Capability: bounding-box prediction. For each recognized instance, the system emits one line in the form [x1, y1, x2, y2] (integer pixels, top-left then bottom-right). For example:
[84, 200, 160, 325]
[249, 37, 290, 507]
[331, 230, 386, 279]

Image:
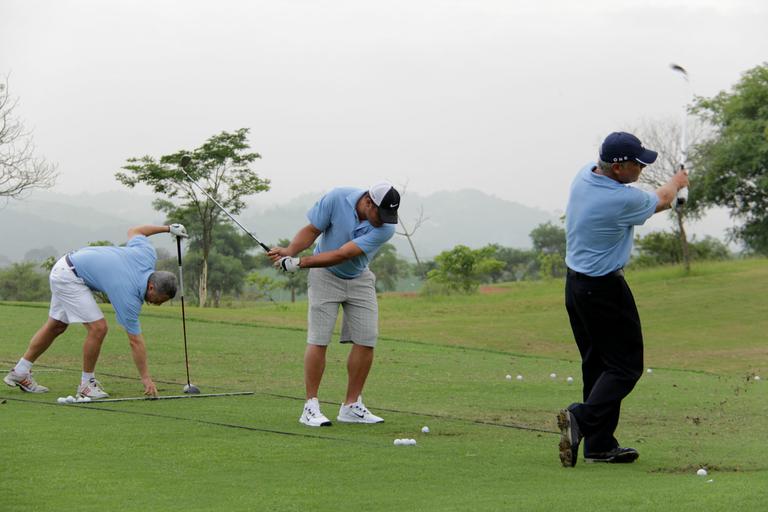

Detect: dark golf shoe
[584, 447, 639, 464]
[557, 409, 582, 467]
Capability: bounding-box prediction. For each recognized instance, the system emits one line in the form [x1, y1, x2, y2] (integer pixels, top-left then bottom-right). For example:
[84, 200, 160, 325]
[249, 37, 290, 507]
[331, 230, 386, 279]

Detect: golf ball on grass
[505, 374, 512, 381]
[566, 376, 574, 384]
[697, 468, 708, 477]
[754, 375, 761, 381]
[549, 373, 557, 379]
[57, 397, 66, 404]
[65, 396, 76, 404]
[646, 368, 653, 374]
[421, 426, 430, 434]
[516, 375, 523, 381]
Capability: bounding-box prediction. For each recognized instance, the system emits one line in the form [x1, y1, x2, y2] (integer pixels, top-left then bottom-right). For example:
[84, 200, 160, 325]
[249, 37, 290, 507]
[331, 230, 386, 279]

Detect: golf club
[176, 235, 200, 394]
[65, 391, 253, 403]
[670, 63, 692, 207]
[178, 155, 271, 252]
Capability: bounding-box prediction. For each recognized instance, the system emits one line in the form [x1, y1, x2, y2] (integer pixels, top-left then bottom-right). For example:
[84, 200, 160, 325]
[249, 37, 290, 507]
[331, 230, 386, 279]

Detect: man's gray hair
[148, 271, 178, 299]
[597, 159, 613, 172]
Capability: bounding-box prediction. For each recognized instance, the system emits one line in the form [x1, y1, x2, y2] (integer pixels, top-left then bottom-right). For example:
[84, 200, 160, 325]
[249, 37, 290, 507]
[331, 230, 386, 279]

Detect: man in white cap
[268, 182, 400, 427]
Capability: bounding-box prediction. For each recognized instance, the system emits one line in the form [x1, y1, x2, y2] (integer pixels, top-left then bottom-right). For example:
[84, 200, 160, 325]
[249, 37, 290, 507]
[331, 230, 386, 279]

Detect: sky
[2, 0, 767, 224]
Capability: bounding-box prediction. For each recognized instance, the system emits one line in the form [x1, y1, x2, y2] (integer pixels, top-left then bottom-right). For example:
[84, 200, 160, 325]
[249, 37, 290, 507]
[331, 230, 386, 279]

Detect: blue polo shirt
[565, 163, 658, 276]
[307, 188, 395, 279]
[68, 236, 157, 334]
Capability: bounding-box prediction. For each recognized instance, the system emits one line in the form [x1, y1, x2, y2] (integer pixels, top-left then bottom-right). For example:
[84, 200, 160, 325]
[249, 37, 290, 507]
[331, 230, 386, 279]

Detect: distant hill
[236, 189, 556, 260]
[0, 188, 556, 265]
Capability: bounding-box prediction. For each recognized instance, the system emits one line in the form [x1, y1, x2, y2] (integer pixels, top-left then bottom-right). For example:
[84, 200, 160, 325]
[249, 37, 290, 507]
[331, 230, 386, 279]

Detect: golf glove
[278, 256, 301, 273]
[169, 223, 189, 238]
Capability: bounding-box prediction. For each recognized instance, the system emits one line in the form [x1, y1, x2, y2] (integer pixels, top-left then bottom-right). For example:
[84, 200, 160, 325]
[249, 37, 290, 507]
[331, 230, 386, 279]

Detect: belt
[64, 254, 79, 278]
[567, 267, 624, 279]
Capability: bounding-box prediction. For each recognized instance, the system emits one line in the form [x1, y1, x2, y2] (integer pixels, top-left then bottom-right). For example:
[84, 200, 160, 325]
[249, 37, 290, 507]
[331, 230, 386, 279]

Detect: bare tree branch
[0, 77, 58, 199]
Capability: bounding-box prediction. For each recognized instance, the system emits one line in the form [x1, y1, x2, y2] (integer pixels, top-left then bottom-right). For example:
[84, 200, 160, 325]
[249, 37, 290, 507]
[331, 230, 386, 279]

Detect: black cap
[600, 132, 658, 165]
[368, 181, 400, 224]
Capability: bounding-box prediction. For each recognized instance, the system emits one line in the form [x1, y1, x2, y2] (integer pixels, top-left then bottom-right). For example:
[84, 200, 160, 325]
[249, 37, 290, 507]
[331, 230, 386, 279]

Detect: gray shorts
[307, 267, 379, 347]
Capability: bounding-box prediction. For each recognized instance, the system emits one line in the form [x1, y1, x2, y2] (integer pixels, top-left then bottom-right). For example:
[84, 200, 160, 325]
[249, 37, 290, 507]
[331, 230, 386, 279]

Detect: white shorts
[48, 256, 104, 325]
[307, 268, 379, 347]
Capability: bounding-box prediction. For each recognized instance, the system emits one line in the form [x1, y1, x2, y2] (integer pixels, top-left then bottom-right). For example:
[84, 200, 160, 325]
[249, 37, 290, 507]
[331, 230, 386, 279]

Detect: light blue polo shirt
[68, 236, 157, 334]
[307, 187, 395, 279]
[565, 162, 658, 276]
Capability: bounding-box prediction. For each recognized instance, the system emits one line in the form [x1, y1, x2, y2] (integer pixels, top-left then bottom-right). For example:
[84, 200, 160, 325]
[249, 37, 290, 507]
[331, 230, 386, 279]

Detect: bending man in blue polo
[4, 224, 187, 399]
[269, 181, 400, 427]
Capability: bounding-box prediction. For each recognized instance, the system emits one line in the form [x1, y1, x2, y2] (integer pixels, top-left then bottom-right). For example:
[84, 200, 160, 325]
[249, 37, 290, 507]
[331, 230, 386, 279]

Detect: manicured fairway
[1, 260, 766, 511]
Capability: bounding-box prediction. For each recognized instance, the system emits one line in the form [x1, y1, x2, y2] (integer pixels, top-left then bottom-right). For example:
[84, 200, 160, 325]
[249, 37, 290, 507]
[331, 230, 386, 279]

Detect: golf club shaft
[670, 63, 691, 208]
[177, 163, 270, 252]
[69, 391, 255, 403]
[176, 236, 192, 387]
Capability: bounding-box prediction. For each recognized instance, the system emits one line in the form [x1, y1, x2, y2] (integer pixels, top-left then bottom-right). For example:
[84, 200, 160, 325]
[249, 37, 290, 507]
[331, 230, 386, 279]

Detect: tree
[632, 118, 708, 271]
[425, 245, 504, 294]
[529, 221, 567, 278]
[116, 128, 269, 306]
[369, 243, 410, 292]
[632, 231, 731, 267]
[485, 244, 538, 282]
[692, 63, 768, 254]
[157, 214, 260, 307]
[0, 262, 49, 301]
[0, 77, 57, 198]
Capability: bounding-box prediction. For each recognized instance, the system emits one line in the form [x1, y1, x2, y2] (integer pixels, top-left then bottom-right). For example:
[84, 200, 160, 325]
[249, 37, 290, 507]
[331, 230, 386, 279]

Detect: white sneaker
[3, 369, 49, 393]
[337, 398, 384, 424]
[76, 378, 109, 399]
[299, 398, 332, 427]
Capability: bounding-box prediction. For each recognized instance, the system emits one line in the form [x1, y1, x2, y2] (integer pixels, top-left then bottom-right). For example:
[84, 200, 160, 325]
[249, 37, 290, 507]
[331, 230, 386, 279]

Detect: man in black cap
[557, 132, 688, 467]
[268, 181, 400, 427]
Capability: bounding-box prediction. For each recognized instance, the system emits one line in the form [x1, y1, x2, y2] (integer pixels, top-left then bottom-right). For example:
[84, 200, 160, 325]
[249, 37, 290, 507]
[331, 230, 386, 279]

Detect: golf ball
[65, 395, 76, 403]
[549, 373, 557, 379]
[516, 375, 523, 381]
[646, 368, 653, 374]
[566, 376, 574, 384]
[754, 375, 761, 381]
[394, 439, 404, 446]
[407, 439, 417, 446]
[421, 426, 430, 434]
[697, 468, 707, 477]
[57, 397, 66, 404]
[505, 374, 512, 381]
[81, 396, 91, 402]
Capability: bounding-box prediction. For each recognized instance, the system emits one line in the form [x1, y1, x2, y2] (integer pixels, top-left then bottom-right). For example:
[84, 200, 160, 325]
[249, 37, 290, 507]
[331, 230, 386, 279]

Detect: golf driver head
[183, 383, 201, 394]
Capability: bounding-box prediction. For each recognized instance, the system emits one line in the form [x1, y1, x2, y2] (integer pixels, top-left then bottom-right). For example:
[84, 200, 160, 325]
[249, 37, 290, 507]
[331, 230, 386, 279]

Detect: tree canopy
[693, 63, 768, 254]
[116, 128, 269, 305]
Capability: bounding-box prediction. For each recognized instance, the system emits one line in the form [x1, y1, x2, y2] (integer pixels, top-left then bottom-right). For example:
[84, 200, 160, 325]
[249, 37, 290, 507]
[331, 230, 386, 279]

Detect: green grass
[1, 259, 767, 511]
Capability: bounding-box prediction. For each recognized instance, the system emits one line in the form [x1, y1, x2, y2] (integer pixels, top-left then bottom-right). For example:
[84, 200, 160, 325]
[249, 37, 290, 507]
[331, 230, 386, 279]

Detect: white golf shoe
[3, 369, 49, 393]
[337, 398, 384, 424]
[76, 378, 109, 399]
[299, 398, 332, 427]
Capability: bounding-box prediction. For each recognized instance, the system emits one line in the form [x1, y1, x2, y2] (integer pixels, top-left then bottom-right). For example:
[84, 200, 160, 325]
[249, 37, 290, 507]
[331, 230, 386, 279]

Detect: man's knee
[48, 319, 69, 336]
[86, 320, 109, 340]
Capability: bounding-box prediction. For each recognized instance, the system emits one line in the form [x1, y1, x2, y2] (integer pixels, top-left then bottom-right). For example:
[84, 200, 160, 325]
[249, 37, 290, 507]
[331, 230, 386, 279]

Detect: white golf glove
[278, 256, 301, 273]
[169, 223, 188, 238]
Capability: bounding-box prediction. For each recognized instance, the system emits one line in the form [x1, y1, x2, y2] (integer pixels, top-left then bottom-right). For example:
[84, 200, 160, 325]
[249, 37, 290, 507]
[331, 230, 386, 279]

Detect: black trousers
[565, 270, 644, 454]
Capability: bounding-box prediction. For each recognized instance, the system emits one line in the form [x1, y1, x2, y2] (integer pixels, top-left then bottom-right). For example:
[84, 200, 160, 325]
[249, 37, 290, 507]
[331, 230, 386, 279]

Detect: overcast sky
[2, 0, 766, 220]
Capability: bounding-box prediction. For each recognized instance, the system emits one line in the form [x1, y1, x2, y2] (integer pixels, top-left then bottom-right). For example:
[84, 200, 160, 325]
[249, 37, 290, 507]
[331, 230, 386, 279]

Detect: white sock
[81, 372, 95, 384]
[15, 358, 33, 375]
